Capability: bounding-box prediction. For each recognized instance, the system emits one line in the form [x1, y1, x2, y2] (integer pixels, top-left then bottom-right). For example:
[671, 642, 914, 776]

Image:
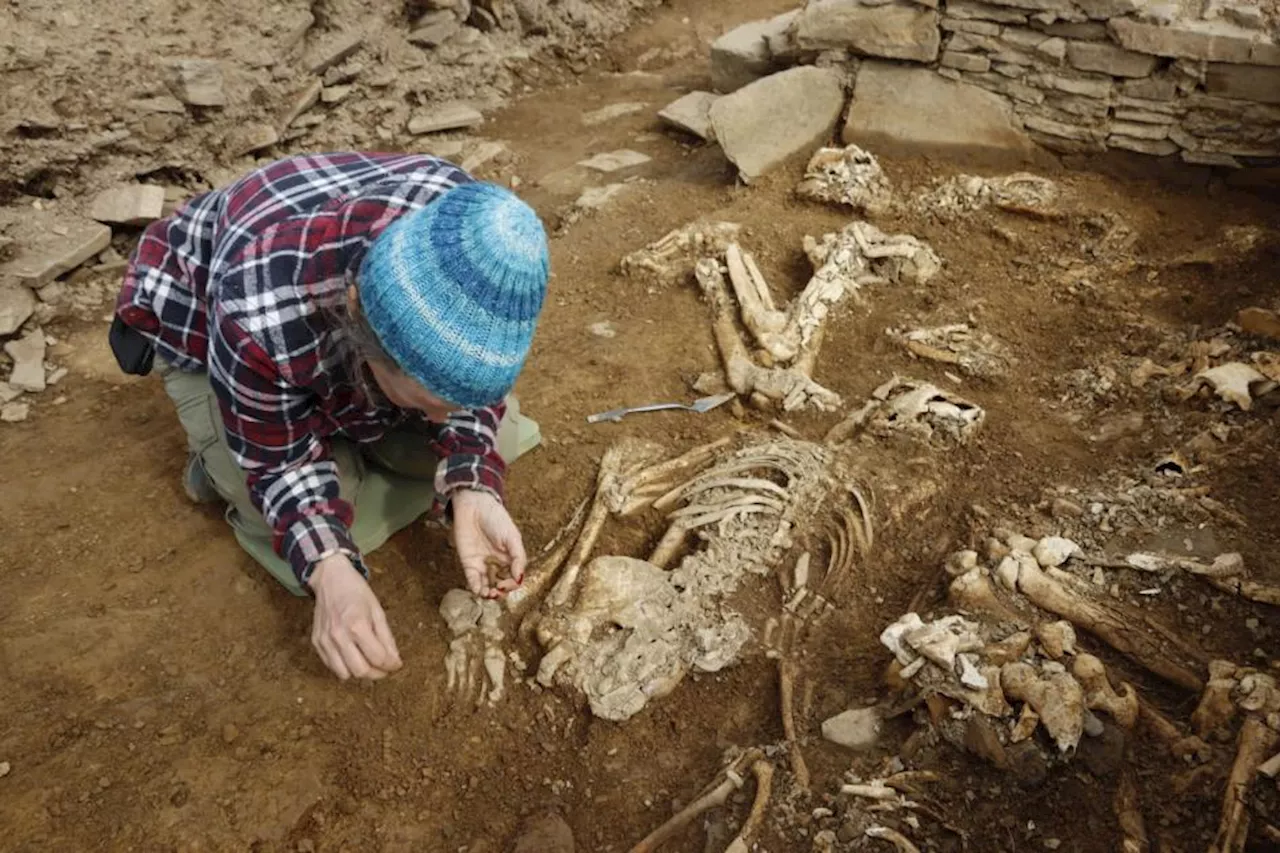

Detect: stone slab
[4, 330, 46, 393]
[0, 282, 35, 337]
[1206, 64, 1280, 104]
[305, 30, 364, 74]
[88, 185, 165, 226]
[407, 103, 484, 134]
[168, 59, 225, 107]
[709, 11, 798, 94]
[711, 66, 846, 182]
[658, 91, 719, 141]
[795, 0, 940, 63]
[844, 62, 1034, 156]
[1110, 18, 1280, 67]
[578, 150, 652, 172]
[1067, 39, 1159, 77]
[0, 213, 112, 287]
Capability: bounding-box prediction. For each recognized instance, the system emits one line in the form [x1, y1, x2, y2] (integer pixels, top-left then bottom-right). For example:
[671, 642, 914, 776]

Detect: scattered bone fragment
[619, 220, 742, 288]
[1001, 661, 1086, 753]
[887, 323, 1011, 378]
[1073, 654, 1139, 729]
[854, 377, 985, 446]
[1116, 769, 1151, 853]
[1032, 536, 1081, 569]
[627, 749, 763, 853]
[1182, 362, 1272, 411]
[913, 173, 1060, 218]
[1036, 621, 1077, 659]
[821, 706, 882, 751]
[1213, 715, 1279, 853]
[865, 826, 923, 853]
[795, 145, 893, 215]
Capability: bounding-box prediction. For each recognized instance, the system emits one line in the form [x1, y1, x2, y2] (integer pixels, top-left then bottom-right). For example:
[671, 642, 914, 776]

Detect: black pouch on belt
[108, 315, 156, 376]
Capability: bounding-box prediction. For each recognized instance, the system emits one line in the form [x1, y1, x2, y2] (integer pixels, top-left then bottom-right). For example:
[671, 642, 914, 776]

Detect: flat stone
[305, 30, 364, 74]
[1182, 149, 1242, 168]
[407, 103, 484, 134]
[88, 184, 165, 226]
[658, 91, 719, 141]
[461, 141, 508, 172]
[1110, 18, 1280, 67]
[0, 283, 35, 337]
[168, 59, 225, 107]
[977, 0, 1075, 10]
[0, 381, 20, 403]
[942, 17, 1002, 35]
[1110, 119, 1170, 140]
[1121, 76, 1178, 101]
[128, 95, 187, 115]
[1032, 72, 1114, 100]
[5, 330, 46, 393]
[409, 13, 462, 47]
[1037, 37, 1067, 61]
[1067, 40, 1159, 77]
[1109, 135, 1179, 155]
[844, 61, 1033, 156]
[947, 0, 1028, 23]
[1033, 21, 1109, 40]
[1206, 64, 1280, 105]
[577, 149, 651, 172]
[581, 102, 647, 127]
[1115, 107, 1178, 123]
[1239, 307, 1280, 339]
[321, 85, 354, 104]
[1074, 0, 1142, 16]
[821, 706, 882, 750]
[1, 402, 29, 423]
[709, 11, 798, 94]
[279, 77, 323, 129]
[795, 0, 940, 63]
[227, 123, 280, 158]
[0, 213, 112, 287]
[949, 31, 1001, 52]
[941, 51, 992, 73]
[711, 66, 846, 182]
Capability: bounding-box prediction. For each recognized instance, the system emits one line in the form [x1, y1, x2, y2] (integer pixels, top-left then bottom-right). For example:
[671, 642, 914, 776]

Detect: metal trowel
[586, 392, 736, 424]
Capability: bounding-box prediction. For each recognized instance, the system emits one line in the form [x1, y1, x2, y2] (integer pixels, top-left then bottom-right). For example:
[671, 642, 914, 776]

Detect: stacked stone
[930, 0, 1280, 165]
[707, 0, 1280, 169]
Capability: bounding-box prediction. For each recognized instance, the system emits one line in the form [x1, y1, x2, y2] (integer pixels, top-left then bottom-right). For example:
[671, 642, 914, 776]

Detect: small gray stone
[0, 216, 112, 287]
[589, 321, 617, 338]
[279, 77, 323, 129]
[712, 66, 846, 183]
[658, 91, 719, 141]
[0, 761, 10, 777]
[0, 283, 35, 336]
[1, 402, 29, 423]
[407, 103, 484, 135]
[577, 150, 651, 173]
[581, 102, 647, 127]
[822, 706, 882, 750]
[409, 13, 462, 47]
[227, 122, 280, 158]
[168, 59, 225, 107]
[5, 330, 46, 393]
[305, 30, 364, 74]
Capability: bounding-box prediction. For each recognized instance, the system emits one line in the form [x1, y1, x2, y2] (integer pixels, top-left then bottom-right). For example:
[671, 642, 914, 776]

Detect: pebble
[0, 761, 10, 778]
[1051, 497, 1084, 518]
[222, 723, 240, 744]
[0, 403, 27, 423]
[408, 103, 484, 135]
[1032, 536, 1080, 568]
[1246, 618, 1260, 630]
[4, 330, 46, 392]
[577, 149, 651, 173]
[589, 321, 617, 339]
[1044, 840, 1062, 850]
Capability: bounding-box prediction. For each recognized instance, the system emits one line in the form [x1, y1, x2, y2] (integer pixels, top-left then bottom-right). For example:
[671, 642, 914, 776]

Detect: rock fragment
[577, 150, 651, 173]
[0, 283, 35, 337]
[794, 0, 941, 63]
[710, 66, 846, 182]
[580, 102, 647, 127]
[709, 11, 798, 93]
[168, 59, 225, 107]
[0, 403, 28, 423]
[5, 330, 47, 393]
[657, 91, 719, 141]
[305, 30, 364, 75]
[822, 706, 883, 750]
[0, 215, 112, 288]
[407, 103, 484, 135]
[89, 185, 165, 226]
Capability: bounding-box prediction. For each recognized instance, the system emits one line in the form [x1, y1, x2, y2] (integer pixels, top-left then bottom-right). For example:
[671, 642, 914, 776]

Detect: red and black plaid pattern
[117, 153, 509, 586]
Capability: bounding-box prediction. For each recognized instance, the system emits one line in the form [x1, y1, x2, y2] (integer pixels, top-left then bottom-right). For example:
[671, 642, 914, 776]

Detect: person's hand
[307, 553, 403, 680]
[451, 489, 527, 599]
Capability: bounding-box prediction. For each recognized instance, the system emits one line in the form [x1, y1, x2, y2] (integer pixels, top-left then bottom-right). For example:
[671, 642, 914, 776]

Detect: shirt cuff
[431, 452, 506, 519]
[282, 514, 367, 589]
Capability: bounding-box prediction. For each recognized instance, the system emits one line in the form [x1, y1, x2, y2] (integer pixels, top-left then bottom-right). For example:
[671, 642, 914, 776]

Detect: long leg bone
[726, 243, 791, 360]
[779, 658, 811, 790]
[1211, 716, 1280, 853]
[1014, 559, 1206, 691]
[1116, 768, 1151, 853]
[694, 259, 842, 412]
[628, 749, 763, 853]
[866, 826, 923, 853]
[724, 760, 775, 853]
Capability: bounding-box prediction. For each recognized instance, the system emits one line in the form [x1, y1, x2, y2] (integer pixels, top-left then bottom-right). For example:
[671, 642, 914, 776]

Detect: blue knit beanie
[358, 182, 550, 409]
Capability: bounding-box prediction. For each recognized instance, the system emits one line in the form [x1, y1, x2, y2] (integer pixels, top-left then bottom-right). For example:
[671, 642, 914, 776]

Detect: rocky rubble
[671, 0, 1280, 175]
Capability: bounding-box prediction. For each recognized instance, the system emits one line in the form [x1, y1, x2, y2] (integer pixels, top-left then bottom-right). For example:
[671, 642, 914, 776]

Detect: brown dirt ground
[3, 1, 1280, 852]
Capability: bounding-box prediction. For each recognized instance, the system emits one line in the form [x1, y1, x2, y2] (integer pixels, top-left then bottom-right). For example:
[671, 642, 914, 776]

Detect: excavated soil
[2, 1, 1280, 851]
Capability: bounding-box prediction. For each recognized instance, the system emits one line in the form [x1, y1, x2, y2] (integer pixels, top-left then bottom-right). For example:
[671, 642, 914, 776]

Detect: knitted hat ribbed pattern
[358, 182, 549, 409]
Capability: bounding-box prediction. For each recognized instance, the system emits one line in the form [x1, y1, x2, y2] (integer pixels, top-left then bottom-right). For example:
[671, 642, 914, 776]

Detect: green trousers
[157, 359, 540, 596]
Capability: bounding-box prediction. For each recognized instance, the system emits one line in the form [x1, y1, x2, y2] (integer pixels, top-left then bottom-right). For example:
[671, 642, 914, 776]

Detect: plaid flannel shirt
[116, 152, 509, 587]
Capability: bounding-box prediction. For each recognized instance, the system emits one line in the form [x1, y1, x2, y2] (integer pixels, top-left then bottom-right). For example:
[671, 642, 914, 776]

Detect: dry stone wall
[714, 0, 1280, 167]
